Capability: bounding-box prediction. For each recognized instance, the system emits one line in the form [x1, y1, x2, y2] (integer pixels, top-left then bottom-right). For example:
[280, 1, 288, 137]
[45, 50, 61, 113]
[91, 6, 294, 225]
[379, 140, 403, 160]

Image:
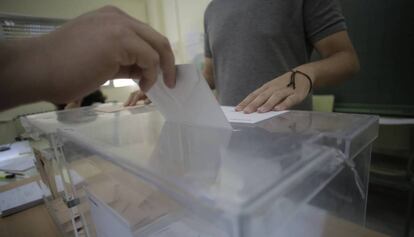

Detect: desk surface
[0, 176, 61, 237]
[0, 176, 388, 237]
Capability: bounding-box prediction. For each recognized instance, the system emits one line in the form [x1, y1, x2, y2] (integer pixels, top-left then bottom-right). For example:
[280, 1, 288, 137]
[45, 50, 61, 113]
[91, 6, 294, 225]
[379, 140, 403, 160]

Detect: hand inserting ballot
[0, 6, 176, 111]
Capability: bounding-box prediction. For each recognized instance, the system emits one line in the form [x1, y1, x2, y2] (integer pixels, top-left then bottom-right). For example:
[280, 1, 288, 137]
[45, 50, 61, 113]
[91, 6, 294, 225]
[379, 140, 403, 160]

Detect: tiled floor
[366, 184, 413, 237]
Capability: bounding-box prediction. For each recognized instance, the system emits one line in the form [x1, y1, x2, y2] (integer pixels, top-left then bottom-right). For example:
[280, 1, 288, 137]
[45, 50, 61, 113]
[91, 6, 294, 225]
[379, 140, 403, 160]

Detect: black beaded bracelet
[286, 70, 313, 95]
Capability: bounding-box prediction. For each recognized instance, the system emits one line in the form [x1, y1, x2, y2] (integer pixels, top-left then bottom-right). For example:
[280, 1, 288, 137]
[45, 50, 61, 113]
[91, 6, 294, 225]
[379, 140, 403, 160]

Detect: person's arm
[296, 31, 359, 88]
[236, 31, 359, 113]
[0, 39, 45, 110]
[203, 57, 215, 89]
[203, 7, 215, 90]
[0, 6, 176, 111]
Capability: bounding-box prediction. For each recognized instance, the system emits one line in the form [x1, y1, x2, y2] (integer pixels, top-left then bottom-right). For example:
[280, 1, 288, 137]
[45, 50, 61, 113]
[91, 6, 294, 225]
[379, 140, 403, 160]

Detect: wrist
[288, 70, 313, 95]
[293, 65, 317, 84]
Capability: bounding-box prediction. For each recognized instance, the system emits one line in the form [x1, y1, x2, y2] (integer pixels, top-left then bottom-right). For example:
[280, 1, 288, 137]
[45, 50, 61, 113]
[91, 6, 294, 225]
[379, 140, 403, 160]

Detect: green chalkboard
[314, 0, 414, 116]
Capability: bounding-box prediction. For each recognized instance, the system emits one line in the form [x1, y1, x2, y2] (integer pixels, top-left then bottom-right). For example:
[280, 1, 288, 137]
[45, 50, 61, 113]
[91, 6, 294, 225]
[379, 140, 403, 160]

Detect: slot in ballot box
[52, 108, 378, 237]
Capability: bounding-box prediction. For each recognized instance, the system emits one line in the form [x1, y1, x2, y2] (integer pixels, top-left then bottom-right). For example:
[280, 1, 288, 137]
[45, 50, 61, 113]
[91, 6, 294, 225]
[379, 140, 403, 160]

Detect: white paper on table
[221, 106, 288, 124]
[0, 182, 43, 216]
[0, 141, 34, 163]
[145, 64, 231, 130]
[0, 157, 34, 173]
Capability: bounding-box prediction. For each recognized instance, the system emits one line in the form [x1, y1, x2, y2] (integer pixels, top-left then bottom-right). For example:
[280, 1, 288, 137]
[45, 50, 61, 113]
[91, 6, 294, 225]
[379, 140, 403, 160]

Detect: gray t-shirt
[204, 0, 347, 109]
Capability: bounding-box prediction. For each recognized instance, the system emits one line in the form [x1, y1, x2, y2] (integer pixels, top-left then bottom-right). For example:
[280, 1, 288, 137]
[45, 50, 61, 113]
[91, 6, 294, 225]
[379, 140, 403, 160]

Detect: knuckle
[263, 82, 271, 88]
[251, 99, 262, 107]
[111, 25, 127, 39]
[272, 93, 283, 101]
[243, 97, 253, 103]
[257, 92, 270, 100]
[140, 22, 150, 28]
[244, 96, 254, 102]
[101, 5, 122, 14]
[286, 96, 297, 105]
[244, 104, 253, 110]
[262, 101, 272, 109]
[148, 53, 160, 66]
[238, 99, 247, 104]
[249, 90, 260, 96]
[160, 37, 171, 48]
[247, 92, 256, 98]
[238, 101, 248, 107]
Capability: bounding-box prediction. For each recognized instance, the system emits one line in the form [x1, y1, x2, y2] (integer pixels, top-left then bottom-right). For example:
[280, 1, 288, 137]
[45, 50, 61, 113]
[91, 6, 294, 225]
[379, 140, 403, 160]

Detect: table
[0, 176, 61, 237]
[0, 175, 390, 237]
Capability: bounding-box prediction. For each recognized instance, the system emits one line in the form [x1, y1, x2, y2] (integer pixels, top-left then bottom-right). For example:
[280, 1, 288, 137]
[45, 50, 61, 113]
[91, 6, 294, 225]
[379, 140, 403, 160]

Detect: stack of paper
[0, 141, 35, 173]
[0, 157, 34, 173]
[0, 141, 34, 161]
[221, 106, 287, 124]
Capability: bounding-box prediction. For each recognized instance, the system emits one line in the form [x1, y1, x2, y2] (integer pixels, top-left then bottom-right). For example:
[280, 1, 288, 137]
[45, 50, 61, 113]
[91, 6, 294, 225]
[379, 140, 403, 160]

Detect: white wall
[146, 0, 211, 64]
[0, 0, 148, 20]
[175, 0, 211, 63]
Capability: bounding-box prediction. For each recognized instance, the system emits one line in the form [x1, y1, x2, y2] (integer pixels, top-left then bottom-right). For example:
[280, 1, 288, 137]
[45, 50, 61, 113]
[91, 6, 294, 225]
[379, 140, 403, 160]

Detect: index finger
[127, 19, 176, 88]
[235, 87, 267, 111]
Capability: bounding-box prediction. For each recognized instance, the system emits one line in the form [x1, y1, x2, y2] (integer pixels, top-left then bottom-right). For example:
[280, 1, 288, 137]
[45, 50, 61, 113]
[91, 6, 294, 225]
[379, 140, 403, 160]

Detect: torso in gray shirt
[204, 0, 346, 109]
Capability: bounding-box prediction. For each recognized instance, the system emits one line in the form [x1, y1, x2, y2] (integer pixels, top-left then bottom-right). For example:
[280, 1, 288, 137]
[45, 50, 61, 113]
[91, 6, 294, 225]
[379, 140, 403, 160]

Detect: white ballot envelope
[146, 64, 231, 130]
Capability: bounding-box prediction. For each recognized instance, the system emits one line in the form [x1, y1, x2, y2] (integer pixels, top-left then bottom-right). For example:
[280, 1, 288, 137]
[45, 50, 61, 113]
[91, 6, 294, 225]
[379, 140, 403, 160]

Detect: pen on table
[0, 172, 16, 179]
[0, 171, 24, 179]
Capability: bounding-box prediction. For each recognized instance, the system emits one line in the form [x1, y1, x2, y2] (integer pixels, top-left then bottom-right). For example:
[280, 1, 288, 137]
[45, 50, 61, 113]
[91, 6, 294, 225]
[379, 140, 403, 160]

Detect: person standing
[203, 0, 359, 113]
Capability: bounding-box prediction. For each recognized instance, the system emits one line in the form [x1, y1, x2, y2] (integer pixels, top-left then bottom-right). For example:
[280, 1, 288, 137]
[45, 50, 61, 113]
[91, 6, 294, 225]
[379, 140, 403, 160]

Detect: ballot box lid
[21, 103, 156, 137]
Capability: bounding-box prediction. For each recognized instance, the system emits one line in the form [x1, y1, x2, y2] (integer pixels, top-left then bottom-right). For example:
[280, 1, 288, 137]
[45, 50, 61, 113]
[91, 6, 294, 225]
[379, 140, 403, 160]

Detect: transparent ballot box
[21, 104, 157, 237]
[55, 109, 378, 237]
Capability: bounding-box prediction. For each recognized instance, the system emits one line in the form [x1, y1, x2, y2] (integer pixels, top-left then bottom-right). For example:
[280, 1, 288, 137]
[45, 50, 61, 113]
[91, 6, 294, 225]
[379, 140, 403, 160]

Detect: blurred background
[0, 1, 413, 236]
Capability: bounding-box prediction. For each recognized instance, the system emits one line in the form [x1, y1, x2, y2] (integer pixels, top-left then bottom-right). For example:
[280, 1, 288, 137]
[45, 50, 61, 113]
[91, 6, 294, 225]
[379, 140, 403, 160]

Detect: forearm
[203, 70, 215, 89]
[0, 38, 47, 110]
[295, 50, 360, 88]
[203, 57, 215, 89]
